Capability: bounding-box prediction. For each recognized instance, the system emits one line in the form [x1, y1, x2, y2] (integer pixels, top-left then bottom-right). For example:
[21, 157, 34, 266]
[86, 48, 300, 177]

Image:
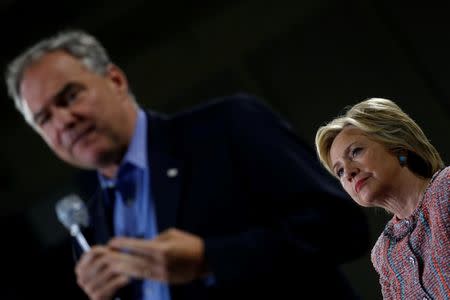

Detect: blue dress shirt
[99, 109, 171, 300]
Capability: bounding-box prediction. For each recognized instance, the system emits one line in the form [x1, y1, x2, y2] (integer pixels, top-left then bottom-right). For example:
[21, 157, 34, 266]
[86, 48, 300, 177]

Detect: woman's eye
[336, 168, 344, 178]
[351, 147, 362, 157]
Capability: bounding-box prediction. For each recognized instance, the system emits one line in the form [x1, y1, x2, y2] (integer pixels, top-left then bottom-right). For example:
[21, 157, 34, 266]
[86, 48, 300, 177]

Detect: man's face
[19, 50, 135, 174]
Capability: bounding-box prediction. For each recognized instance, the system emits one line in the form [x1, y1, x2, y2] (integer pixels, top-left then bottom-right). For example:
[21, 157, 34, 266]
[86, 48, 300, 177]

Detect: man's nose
[52, 106, 75, 130]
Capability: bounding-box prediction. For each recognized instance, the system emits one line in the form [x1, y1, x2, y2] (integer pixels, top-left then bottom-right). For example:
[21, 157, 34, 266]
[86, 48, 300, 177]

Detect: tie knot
[101, 163, 140, 206]
[116, 165, 140, 205]
[102, 184, 117, 206]
[117, 181, 136, 205]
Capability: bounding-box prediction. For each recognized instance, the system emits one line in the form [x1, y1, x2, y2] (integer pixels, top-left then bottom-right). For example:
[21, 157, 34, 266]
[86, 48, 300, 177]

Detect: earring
[399, 155, 407, 166]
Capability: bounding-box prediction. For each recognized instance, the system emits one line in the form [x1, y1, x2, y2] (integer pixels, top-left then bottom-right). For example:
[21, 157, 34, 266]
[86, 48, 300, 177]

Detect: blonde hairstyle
[315, 98, 444, 178]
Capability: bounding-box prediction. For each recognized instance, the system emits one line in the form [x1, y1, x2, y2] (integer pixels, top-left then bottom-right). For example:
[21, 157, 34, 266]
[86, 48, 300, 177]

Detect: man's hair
[315, 98, 444, 178]
[5, 30, 111, 115]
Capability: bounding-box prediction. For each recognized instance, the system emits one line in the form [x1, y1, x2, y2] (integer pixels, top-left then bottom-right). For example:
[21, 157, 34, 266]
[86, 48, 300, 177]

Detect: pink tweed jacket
[371, 166, 450, 300]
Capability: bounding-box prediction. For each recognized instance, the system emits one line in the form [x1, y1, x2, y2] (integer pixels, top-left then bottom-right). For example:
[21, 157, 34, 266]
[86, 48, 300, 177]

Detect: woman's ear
[396, 149, 408, 167]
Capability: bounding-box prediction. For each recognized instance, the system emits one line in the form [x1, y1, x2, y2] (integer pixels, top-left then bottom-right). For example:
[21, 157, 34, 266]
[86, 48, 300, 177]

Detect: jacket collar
[145, 110, 183, 232]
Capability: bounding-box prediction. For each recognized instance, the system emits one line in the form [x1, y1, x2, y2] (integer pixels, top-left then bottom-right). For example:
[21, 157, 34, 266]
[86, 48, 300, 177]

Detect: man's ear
[105, 64, 129, 97]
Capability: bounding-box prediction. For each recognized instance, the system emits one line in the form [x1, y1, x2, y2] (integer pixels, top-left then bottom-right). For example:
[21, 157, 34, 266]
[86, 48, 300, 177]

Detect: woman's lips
[355, 177, 368, 193]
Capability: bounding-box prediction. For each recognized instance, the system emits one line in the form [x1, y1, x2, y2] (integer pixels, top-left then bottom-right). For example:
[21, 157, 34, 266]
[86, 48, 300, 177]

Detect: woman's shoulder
[436, 165, 450, 178]
[426, 166, 450, 223]
[441, 166, 450, 179]
[429, 166, 449, 193]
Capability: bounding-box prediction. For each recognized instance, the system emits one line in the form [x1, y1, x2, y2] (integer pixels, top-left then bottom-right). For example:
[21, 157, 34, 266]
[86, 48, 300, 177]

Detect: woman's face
[329, 126, 403, 207]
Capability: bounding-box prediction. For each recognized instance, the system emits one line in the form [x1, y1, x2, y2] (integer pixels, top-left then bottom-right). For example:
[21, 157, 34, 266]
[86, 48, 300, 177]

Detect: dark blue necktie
[103, 164, 143, 298]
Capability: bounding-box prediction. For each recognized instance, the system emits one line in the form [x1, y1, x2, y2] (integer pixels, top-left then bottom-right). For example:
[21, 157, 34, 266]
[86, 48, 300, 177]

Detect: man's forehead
[18, 52, 67, 118]
[20, 52, 84, 97]
[24, 51, 83, 75]
[26, 51, 88, 84]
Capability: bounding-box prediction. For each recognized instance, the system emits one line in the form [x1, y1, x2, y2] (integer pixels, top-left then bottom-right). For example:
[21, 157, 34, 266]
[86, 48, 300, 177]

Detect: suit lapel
[146, 111, 183, 232]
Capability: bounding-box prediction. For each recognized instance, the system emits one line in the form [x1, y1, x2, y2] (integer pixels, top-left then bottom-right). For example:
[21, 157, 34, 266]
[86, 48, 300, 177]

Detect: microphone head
[55, 194, 89, 230]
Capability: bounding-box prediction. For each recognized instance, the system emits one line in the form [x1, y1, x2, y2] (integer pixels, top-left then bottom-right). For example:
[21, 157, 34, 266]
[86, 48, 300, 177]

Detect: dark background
[1, 0, 449, 299]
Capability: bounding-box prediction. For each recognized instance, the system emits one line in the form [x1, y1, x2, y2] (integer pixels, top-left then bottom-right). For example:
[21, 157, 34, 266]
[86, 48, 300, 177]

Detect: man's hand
[75, 246, 130, 300]
[108, 228, 210, 284]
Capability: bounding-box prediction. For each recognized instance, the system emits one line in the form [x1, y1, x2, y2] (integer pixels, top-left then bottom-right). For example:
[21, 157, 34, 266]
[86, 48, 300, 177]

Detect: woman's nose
[344, 164, 359, 182]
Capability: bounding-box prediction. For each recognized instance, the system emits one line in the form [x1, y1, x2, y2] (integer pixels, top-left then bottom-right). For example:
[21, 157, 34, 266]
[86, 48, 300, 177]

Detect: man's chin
[59, 145, 119, 171]
[58, 151, 102, 170]
[80, 152, 118, 171]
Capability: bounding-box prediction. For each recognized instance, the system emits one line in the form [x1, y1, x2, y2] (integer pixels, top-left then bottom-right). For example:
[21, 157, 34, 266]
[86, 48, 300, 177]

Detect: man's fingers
[76, 246, 108, 271]
[76, 246, 111, 282]
[89, 274, 129, 300]
[109, 237, 156, 251]
[75, 248, 132, 299]
[108, 253, 164, 281]
[80, 260, 119, 293]
[105, 229, 207, 284]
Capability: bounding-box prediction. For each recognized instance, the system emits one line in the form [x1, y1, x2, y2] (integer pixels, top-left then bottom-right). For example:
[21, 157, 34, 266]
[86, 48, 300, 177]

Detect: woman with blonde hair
[315, 98, 449, 299]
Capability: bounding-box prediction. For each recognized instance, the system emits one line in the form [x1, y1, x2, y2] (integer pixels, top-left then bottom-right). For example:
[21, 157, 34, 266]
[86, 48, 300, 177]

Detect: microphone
[55, 194, 122, 300]
[55, 194, 91, 252]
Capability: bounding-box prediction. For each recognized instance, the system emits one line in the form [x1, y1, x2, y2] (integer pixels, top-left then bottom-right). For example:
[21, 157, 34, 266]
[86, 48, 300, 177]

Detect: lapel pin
[166, 168, 178, 178]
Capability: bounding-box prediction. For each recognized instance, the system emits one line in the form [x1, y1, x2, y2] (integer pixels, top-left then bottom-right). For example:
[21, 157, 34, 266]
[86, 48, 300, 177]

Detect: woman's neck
[380, 170, 430, 219]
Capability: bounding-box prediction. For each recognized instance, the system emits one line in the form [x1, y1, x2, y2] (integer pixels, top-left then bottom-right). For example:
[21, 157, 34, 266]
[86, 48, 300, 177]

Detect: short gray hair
[5, 30, 111, 115]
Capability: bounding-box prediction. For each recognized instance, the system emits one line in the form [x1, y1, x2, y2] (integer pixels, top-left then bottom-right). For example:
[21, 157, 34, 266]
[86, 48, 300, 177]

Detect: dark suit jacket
[77, 94, 370, 299]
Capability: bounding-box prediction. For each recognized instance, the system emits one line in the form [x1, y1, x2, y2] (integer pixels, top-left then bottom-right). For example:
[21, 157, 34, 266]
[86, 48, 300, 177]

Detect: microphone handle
[75, 231, 91, 252]
[70, 224, 91, 252]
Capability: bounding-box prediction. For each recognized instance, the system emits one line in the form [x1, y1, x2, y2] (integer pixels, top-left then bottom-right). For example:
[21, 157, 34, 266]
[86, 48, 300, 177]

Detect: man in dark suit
[6, 30, 369, 300]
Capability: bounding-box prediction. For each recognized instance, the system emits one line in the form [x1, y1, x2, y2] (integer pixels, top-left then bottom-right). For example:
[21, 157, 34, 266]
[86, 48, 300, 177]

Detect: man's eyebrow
[32, 83, 74, 123]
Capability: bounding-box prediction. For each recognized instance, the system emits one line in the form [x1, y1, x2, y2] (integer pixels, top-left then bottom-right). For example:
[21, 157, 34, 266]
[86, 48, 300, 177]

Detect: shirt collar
[98, 108, 148, 188]
[122, 108, 148, 170]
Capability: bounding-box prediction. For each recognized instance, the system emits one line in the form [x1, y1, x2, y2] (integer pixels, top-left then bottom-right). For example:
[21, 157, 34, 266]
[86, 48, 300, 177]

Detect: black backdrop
[1, 0, 449, 299]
